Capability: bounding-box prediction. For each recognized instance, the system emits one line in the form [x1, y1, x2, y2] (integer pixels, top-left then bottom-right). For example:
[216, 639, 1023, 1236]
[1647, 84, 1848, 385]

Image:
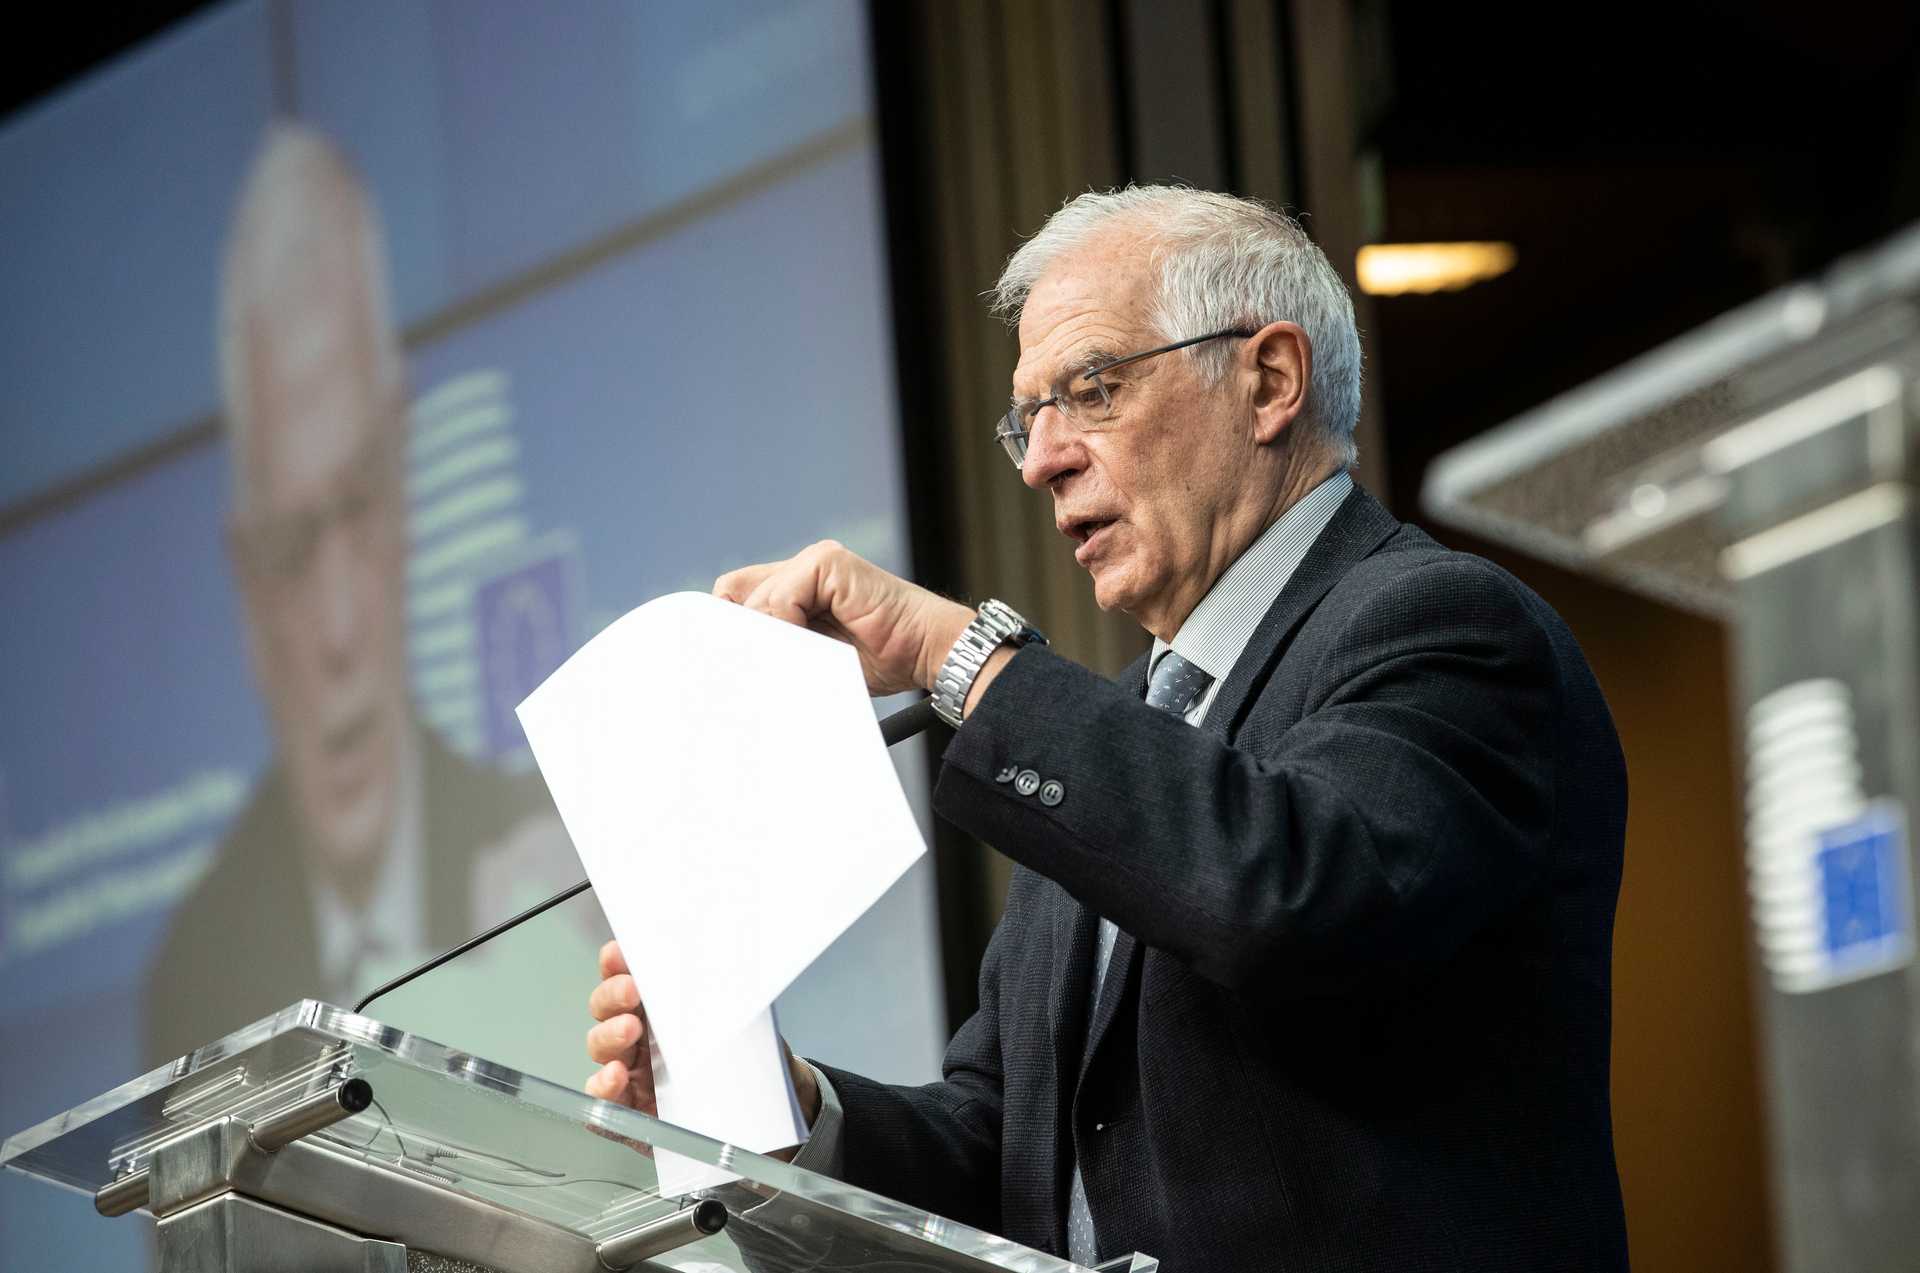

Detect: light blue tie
[1065, 651, 1214, 1267]
[1144, 649, 1212, 718]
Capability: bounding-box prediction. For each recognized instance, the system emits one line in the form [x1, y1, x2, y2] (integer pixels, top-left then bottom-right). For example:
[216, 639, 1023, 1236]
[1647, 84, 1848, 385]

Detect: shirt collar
[1152, 469, 1354, 681]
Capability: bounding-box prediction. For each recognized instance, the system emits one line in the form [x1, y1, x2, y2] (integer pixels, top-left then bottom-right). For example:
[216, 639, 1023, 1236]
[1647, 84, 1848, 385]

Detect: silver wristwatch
[930, 599, 1047, 728]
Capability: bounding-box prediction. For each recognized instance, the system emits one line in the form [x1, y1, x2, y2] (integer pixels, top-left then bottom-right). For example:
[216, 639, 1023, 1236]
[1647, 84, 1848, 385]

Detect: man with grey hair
[146, 124, 560, 1064]
[588, 186, 1629, 1270]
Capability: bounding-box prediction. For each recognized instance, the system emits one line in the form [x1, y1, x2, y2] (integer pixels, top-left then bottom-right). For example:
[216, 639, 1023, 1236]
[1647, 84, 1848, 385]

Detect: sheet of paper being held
[515, 591, 928, 1166]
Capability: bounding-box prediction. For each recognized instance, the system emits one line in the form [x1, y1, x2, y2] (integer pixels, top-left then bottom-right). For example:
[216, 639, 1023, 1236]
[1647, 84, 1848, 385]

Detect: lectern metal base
[142, 1116, 583, 1273]
[156, 1192, 510, 1273]
[157, 1193, 409, 1273]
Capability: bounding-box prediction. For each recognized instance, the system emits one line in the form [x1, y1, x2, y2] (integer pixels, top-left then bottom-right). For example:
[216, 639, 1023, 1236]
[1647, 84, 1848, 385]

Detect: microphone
[878, 695, 939, 746]
[353, 695, 943, 1016]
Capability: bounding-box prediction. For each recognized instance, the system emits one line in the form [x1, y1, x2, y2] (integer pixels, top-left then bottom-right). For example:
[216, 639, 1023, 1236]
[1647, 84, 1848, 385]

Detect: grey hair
[217, 123, 403, 508]
[992, 186, 1362, 466]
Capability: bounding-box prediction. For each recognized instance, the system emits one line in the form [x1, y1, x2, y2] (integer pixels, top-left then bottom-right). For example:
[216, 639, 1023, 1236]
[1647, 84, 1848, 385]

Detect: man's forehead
[244, 294, 386, 504]
[1012, 239, 1155, 393]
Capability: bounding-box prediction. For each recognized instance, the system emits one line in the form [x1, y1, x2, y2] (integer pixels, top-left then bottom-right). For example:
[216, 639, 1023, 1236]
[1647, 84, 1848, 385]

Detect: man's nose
[1020, 405, 1083, 490]
[311, 521, 365, 662]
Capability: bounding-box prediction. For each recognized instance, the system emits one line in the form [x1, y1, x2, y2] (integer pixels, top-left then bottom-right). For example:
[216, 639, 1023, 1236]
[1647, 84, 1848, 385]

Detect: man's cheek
[254, 618, 306, 716]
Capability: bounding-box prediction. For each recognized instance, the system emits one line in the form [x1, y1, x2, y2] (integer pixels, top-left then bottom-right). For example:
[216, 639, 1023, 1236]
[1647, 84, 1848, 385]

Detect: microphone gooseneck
[353, 877, 592, 1013]
[352, 696, 942, 1017]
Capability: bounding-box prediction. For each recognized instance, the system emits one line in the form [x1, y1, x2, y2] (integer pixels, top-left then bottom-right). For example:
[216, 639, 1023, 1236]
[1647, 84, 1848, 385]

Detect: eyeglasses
[992, 327, 1256, 468]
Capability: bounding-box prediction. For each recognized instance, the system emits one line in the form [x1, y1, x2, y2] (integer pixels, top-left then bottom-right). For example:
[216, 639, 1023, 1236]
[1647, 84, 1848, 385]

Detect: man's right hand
[585, 940, 656, 1114]
[583, 940, 826, 1143]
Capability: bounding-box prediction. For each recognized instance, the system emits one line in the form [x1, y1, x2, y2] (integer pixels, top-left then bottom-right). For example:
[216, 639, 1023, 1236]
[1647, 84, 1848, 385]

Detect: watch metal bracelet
[930, 599, 1035, 728]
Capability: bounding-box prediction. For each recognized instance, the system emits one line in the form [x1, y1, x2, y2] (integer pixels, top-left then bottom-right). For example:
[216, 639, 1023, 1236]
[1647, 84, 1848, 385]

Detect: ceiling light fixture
[1356, 242, 1517, 296]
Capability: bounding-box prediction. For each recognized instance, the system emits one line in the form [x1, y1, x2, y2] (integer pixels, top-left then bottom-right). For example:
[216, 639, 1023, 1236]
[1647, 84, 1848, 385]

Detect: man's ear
[1248, 321, 1312, 447]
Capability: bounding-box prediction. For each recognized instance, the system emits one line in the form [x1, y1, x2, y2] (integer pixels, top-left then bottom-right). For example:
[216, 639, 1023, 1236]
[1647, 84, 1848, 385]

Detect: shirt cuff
[788, 1061, 845, 1178]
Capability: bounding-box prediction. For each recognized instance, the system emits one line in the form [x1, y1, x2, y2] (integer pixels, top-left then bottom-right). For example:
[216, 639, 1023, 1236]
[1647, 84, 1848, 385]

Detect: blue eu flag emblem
[1814, 803, 1914, 980]
[475, 548, 578, 761]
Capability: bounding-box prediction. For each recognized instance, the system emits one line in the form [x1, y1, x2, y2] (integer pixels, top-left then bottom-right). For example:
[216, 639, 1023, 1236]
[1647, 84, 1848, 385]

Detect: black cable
[352, 696, 940, 1016]
[353, 877, 591, 1014]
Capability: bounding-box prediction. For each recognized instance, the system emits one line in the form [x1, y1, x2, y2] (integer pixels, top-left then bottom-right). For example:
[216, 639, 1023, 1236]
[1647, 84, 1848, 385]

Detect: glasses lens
[995, 409, 1028, 468]
[1084, 374, 1114, 418]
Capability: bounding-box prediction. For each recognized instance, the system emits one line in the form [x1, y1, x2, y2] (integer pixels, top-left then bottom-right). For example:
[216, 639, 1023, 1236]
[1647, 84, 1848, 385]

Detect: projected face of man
[229, 228, 409, 905]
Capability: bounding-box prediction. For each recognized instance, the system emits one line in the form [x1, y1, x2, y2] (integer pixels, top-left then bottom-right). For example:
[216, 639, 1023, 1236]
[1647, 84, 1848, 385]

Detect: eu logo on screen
[475, 541, 580, 762]
[1814, 801, 1915, 983]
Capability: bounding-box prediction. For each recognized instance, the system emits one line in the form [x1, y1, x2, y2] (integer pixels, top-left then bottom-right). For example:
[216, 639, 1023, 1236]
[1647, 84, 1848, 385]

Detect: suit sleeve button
[1014, 769, 1041, 796]
[1039, 779, 1065, 806]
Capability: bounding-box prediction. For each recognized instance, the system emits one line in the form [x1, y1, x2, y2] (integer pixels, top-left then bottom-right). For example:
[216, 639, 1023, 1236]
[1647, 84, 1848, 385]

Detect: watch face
[983, 600, 1044, 647]
[982, 600, 1023, 636]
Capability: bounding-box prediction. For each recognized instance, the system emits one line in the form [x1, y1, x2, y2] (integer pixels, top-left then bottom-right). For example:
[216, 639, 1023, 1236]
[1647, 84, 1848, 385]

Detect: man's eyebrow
[1068, 344, 1123, 376]
[1011, 343, 1128, 407]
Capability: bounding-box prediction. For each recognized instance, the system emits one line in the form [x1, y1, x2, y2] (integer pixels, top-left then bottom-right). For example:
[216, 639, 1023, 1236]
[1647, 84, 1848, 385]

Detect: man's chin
[1087, 567, 1139, 614]
[301, 791, 393, 882]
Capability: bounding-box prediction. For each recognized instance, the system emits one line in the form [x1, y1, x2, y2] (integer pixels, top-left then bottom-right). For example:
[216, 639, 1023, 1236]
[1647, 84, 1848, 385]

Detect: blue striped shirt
[1151, 469, 1354, 724]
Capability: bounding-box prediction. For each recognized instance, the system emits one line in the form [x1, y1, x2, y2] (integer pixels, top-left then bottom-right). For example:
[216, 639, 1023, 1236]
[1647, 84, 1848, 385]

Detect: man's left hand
[714, 541, 975, 695]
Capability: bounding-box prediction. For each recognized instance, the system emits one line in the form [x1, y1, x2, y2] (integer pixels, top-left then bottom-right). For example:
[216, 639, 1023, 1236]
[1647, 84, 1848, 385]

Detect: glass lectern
[2, 1001, 1156, 1273]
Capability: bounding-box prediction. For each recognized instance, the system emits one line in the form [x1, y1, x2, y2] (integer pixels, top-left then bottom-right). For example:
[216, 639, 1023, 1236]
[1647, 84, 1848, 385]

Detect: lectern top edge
[4, 1000, 1107, 1273]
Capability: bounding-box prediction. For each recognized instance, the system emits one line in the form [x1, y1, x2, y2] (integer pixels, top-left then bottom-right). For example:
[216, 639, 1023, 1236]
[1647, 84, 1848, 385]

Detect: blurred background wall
[7, 3, 1920, 1271]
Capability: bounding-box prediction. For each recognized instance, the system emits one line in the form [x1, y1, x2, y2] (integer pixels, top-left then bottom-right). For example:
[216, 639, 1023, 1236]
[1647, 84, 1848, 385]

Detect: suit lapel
[1202, 483, 1401, 740]
[1045, 888, 1099, 1252]
[1049, 893, 1101, 1083]
[1070, 651, 1154, 1106]
[1071, 486, 1402, 1103]
[1041, 649, 1151, 1250]
[1077, 929, 1139, 1087]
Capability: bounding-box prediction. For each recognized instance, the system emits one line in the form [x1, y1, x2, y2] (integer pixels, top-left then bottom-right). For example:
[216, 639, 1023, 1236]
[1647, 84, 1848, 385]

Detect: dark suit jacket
[142, 727, 551, 1065]
[818, 485, 1630, 1272]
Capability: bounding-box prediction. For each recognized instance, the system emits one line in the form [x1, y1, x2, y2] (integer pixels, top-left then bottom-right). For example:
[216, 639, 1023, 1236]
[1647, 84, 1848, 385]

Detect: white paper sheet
[650, 1005, 805, 1196]
[516, 591, 927, 1156]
